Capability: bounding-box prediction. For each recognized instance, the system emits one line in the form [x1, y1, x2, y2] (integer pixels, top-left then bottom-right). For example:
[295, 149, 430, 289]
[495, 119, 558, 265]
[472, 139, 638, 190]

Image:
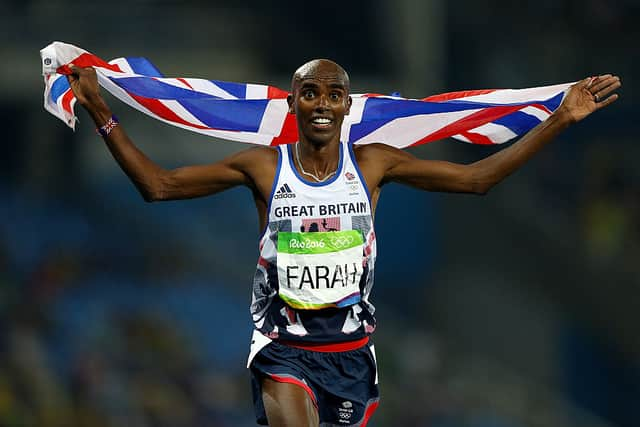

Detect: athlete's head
[290, 59, 350, 94]
[287, 59, 352, 146]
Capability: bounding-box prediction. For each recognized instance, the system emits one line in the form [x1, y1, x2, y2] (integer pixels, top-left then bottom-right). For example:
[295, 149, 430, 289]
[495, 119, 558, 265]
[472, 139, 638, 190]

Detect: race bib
[277, 230, 364, 310]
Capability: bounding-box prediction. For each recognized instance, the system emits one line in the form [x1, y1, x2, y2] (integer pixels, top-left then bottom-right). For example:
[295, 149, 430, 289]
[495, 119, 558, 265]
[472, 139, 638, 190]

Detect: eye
[304, 90, 315, 99]
[330, 92, 341, 101]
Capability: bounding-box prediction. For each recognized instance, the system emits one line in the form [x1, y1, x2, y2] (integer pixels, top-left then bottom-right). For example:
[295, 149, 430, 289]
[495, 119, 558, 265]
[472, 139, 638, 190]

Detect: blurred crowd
[527, 132, 640, 280]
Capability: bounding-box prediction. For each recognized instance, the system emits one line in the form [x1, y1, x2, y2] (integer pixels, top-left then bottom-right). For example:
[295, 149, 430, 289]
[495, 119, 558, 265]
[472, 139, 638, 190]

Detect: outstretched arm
[377, 75, 621, 194]
[67, 65, 269, 201]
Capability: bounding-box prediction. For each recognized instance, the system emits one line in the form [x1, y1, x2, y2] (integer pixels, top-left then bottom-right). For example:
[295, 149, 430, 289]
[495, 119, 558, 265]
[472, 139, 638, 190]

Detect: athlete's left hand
[557, 74, 622, 123]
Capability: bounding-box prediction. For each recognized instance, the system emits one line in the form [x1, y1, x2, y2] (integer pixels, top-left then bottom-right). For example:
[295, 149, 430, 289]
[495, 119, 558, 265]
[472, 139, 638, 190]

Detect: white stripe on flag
[257, 99, 289, 137]
[341, 96, 367, 143]
[468, 122, 518, 143]
[109, 58, 135, 74]
[246, 84, 268, 100]
[520, 105, 550, 121]
[452, 133, 472, 143]
[159, 100, 210, 128]
[186, 79, 238, 99]
[454, 83, 572, 104]
[353, 109, 480, 147]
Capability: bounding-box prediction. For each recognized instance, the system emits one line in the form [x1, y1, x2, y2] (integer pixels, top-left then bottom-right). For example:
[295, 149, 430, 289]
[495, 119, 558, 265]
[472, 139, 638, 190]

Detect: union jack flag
[41, 42, 573, 148]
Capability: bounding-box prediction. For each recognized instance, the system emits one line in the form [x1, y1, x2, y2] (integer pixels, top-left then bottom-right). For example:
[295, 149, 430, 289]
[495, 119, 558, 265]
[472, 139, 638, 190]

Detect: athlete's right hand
[66, 65, 103, 109]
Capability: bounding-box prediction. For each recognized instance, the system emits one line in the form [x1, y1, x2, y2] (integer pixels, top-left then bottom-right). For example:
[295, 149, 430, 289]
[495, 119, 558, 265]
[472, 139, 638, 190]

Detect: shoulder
[352, 142, 413, 168]
[235, 145, 278, 160]
[226, 145, 279, 169]
[350, 143, 416, 190]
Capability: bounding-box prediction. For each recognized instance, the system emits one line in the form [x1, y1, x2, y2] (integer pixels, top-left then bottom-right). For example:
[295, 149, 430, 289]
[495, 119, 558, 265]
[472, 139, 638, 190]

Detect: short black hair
[291, 59, 350, 93]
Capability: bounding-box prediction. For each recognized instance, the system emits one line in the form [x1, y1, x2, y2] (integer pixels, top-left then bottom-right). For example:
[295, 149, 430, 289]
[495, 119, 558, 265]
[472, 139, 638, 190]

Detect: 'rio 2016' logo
[289, 238, 325, 249]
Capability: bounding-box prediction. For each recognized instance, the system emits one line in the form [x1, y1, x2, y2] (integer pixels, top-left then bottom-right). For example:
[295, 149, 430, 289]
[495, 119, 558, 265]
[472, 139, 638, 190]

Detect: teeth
[313, 118, 332, 124]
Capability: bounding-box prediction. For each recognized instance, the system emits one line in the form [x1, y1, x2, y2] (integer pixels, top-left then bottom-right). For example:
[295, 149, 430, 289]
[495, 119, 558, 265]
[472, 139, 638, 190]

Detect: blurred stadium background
[1, 1, 638, 426]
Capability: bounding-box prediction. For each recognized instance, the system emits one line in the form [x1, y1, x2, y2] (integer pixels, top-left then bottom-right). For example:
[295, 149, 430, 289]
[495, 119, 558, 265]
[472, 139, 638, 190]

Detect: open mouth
[311, 117, 333, 129]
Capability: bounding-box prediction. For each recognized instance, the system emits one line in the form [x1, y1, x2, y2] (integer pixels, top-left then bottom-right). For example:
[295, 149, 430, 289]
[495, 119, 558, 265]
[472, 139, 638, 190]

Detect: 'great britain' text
[274, 202, 367, 218]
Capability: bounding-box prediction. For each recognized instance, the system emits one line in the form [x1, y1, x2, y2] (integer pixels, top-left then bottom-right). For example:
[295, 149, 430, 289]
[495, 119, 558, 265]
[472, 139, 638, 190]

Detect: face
[287, 59, 352, 146]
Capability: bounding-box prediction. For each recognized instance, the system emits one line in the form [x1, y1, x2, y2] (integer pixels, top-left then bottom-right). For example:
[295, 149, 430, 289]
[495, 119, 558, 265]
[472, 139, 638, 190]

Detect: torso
[249, 141, 378, 343]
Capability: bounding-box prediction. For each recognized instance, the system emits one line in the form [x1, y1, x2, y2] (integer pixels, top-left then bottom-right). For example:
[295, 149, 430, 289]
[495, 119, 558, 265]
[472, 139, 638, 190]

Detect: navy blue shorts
[250, 340, 380, 426]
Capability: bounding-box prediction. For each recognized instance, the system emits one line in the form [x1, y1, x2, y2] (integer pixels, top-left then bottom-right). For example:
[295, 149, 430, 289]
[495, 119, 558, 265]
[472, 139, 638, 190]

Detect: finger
[595, 93, 619, 110]
[58, 63, 78, 77]
[586, 75, 607, 88]
[590, 76, 619, 94]
[600, 79, 622, 95]
[69, 64, 85, 76]
[576, 76, 594, 89]
[593, 80, 622, 102]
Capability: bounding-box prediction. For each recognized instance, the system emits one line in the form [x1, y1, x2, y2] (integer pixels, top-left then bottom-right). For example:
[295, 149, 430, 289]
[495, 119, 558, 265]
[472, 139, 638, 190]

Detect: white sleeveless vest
[250, 141, 377, 344]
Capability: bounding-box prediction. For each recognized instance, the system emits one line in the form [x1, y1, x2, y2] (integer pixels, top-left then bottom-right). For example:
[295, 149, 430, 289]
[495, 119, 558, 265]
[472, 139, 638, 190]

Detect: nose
[315, 93, 330, 111]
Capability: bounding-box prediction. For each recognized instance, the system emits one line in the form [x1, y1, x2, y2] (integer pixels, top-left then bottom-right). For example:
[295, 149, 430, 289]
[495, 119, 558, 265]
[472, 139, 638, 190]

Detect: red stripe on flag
[177, 78, 194, 90]
[61, 89, 75, 114]
[410, 104, 523, 146]
[56, 53, 123, 75]
[129, 94, 211, 130]
[422, 89, 497, 102]
[271, 113, 298, 145]
[459, 131, 495, 145]
[530, 104, 553, 115]
[267, 86, 289, 99]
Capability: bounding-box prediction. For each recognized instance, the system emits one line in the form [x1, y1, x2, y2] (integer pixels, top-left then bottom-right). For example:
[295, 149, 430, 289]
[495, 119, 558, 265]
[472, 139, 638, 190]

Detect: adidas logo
[274, 183, 296, 199]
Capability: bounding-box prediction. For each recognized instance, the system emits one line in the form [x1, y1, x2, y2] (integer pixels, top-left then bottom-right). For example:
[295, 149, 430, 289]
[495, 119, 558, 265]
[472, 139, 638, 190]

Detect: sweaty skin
[67, 60, 621, 426]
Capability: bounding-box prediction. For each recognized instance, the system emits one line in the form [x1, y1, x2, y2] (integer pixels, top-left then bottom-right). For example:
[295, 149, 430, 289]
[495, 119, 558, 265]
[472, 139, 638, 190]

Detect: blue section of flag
[111, 76, 216, 100]
[50, 76, 70, 102]
[492, 92, 564, 135]
[493, 111, 542, 135]
[541, 92, 565, 111]
[177, 99, 268, 132]
[362, 97, 477, 119]
[212, 80, 247, 99]
[125, 57, 164, 77]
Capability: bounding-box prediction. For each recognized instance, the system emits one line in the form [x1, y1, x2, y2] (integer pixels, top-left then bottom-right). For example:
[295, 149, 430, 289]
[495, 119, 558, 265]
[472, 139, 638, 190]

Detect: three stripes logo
[274, 183, 296, 199]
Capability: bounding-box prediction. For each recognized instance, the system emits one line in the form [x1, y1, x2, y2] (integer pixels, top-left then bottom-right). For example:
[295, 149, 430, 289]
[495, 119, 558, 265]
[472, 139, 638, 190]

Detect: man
[67, 59, 620, 426]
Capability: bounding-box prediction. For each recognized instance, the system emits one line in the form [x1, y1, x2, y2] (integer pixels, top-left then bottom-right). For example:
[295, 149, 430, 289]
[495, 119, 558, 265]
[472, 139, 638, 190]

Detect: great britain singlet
[250, 141, 377, 345]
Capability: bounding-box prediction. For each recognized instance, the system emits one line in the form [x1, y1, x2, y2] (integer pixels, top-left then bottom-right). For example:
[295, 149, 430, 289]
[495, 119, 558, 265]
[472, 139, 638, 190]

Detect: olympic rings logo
[329, 235, 354, 248]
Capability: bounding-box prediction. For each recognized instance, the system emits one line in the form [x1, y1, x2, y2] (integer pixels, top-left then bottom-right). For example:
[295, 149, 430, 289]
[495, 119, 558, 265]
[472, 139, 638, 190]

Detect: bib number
[276, 231, 364, 310]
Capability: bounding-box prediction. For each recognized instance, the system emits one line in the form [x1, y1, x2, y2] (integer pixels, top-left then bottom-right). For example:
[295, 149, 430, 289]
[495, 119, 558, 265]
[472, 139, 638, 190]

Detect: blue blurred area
[374, 184, 439, 288]
[561, 324, 640, 427]
[51, 278, 252, 370]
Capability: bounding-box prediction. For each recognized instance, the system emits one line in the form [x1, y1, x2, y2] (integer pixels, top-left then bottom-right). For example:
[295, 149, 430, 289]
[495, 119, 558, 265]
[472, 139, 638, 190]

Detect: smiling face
[287, 59, 352, 147]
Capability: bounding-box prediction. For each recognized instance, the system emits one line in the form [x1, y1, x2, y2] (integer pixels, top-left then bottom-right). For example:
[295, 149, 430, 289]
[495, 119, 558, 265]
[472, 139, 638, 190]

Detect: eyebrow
[299, 81, 347, 91]
[300, 82, 320, 89]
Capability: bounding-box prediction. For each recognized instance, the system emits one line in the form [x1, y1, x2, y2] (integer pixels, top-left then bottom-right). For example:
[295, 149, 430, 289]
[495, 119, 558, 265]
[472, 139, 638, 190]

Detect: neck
[295, 140, 340, 182]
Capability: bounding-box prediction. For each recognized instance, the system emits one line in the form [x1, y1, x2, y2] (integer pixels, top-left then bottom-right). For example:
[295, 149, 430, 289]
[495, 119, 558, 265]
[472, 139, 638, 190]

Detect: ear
[345, 95, 352, 115]
[287, 93, 295, 114]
